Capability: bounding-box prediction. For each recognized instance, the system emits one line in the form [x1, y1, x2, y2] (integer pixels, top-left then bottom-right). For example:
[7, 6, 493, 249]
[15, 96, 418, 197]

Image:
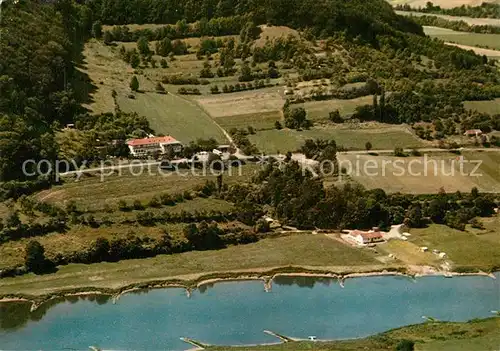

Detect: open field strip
[390, 0, 500, 9]
[249, 124, 426, 154]
[80, 40, 134, 114]
[215, 110, 283, 130]
[464, 98, 500, 114]
[421, 26, 500, 51]
[336, 151, 500, 193]
[397, 10, 500, 26]
[299, 96, 374, 120]
[34, 164, 260, 209]
[0, 234, 383, 296]
[196, 88, 285, 118]
[117, 92, 228, 143]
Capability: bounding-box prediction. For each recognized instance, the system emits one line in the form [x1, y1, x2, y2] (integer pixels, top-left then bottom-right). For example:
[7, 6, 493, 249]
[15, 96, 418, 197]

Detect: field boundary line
[175, 93, 234, 146]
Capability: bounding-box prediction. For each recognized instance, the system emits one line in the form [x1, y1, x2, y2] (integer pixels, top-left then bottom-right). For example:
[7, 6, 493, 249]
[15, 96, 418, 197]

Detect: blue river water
[0, 273, 498, 350]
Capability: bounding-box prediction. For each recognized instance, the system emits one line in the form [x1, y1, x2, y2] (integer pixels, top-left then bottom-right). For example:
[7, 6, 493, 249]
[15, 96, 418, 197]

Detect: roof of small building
[464, 129, 482, 134]
[127, 136, 180, 146]
[351, 230, 383, 239]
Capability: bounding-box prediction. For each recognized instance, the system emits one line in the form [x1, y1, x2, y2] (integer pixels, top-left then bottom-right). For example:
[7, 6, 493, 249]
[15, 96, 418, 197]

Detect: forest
[0, 0, 91, 186]
[88, 0, 423, 40]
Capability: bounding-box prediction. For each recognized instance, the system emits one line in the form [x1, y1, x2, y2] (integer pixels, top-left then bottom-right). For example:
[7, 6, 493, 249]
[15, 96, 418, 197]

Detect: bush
[163, 75, 200, 85]
[118, 199, 129, 211]
[394, 147, 406, 157]
[130, 76, 140, 91]
[133, 200, 145, 210]
[148, 196, 161, 208]
[178, 87, 202, 95]
[395, 340, 415, 351]
[160, 193, 175, 206]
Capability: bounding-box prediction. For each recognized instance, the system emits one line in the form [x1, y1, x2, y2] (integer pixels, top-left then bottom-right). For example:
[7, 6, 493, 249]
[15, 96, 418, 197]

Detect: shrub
[160, 193, 175, 206]
[394, 147, 406, 157]
[118, 199, 129, 211]
[130, 76, 140, 92]
[133, 200, 145, 210]
[148, 196, 161, 208]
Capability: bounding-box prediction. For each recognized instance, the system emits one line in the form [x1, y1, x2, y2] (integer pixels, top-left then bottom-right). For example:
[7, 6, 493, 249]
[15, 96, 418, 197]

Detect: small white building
[346, 229, 384, 245]
[464, 129, 482, 137]
[127, 136, 182, 157]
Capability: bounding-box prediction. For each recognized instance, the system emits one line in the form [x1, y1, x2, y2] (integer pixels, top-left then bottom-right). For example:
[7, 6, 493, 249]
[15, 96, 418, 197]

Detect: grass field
[299, 96, 374, 120]
[464, 98, 500, 114]
[423, 27, 500, 51]
[249, 124, 425, 153]
[215, 110, 282, 130]
[117, 92, 227, 143]
[391, 0, 500, 10]
[0, 234, 381, 296]
[397, 10, 500, 27]
[378, 240, 441, 266]
[35, 164, 259, 210]
[80, 40, 133, 114]
[337, 151, 500, 193]
[208, 317, 500, 350]
[196, 88, 285, 118]
[409, 218, 500, 270]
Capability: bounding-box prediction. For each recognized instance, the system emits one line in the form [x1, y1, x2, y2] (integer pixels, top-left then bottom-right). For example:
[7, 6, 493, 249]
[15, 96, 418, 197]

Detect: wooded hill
[87, 0, 423, 41]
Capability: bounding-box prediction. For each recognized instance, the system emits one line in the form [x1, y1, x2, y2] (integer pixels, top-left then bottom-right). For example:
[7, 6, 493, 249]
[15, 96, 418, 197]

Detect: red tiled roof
[464, 129, 482, 134]
[352, 230, 383, 239]
[127, 136, 179, 146]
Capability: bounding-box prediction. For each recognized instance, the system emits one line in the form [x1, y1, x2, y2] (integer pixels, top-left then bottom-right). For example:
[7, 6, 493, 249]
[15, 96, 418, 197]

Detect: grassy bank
[0, 234, 387, 298]
[207, 317, 500, 351]
[410, 219, 500, 271]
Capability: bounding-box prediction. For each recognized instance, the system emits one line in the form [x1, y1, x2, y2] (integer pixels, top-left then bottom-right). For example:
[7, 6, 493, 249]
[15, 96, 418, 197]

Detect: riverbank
[206, 317, 500, 351]
[0, 264, 496, 311]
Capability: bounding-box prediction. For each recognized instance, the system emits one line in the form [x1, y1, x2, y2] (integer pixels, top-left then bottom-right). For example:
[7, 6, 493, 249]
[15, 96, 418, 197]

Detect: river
[0, 273, 498, 350]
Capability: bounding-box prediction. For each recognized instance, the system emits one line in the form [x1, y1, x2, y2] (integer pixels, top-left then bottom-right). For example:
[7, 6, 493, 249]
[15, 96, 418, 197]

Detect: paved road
[59, 147, 500, 176]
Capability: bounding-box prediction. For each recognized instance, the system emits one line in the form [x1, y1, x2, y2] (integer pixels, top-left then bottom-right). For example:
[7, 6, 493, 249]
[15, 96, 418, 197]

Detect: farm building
[127, 136, 183, 157]
[345, 228, 384, 245]
[464, 129, 482, 137]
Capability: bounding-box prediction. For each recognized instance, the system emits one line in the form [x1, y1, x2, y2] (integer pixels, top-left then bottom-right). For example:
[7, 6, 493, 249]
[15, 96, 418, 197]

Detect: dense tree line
[395, 2, 500, 19]
[86, 0, 423, 42]
[229, 160, 498, 231]
[103, 16, 248, 42]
